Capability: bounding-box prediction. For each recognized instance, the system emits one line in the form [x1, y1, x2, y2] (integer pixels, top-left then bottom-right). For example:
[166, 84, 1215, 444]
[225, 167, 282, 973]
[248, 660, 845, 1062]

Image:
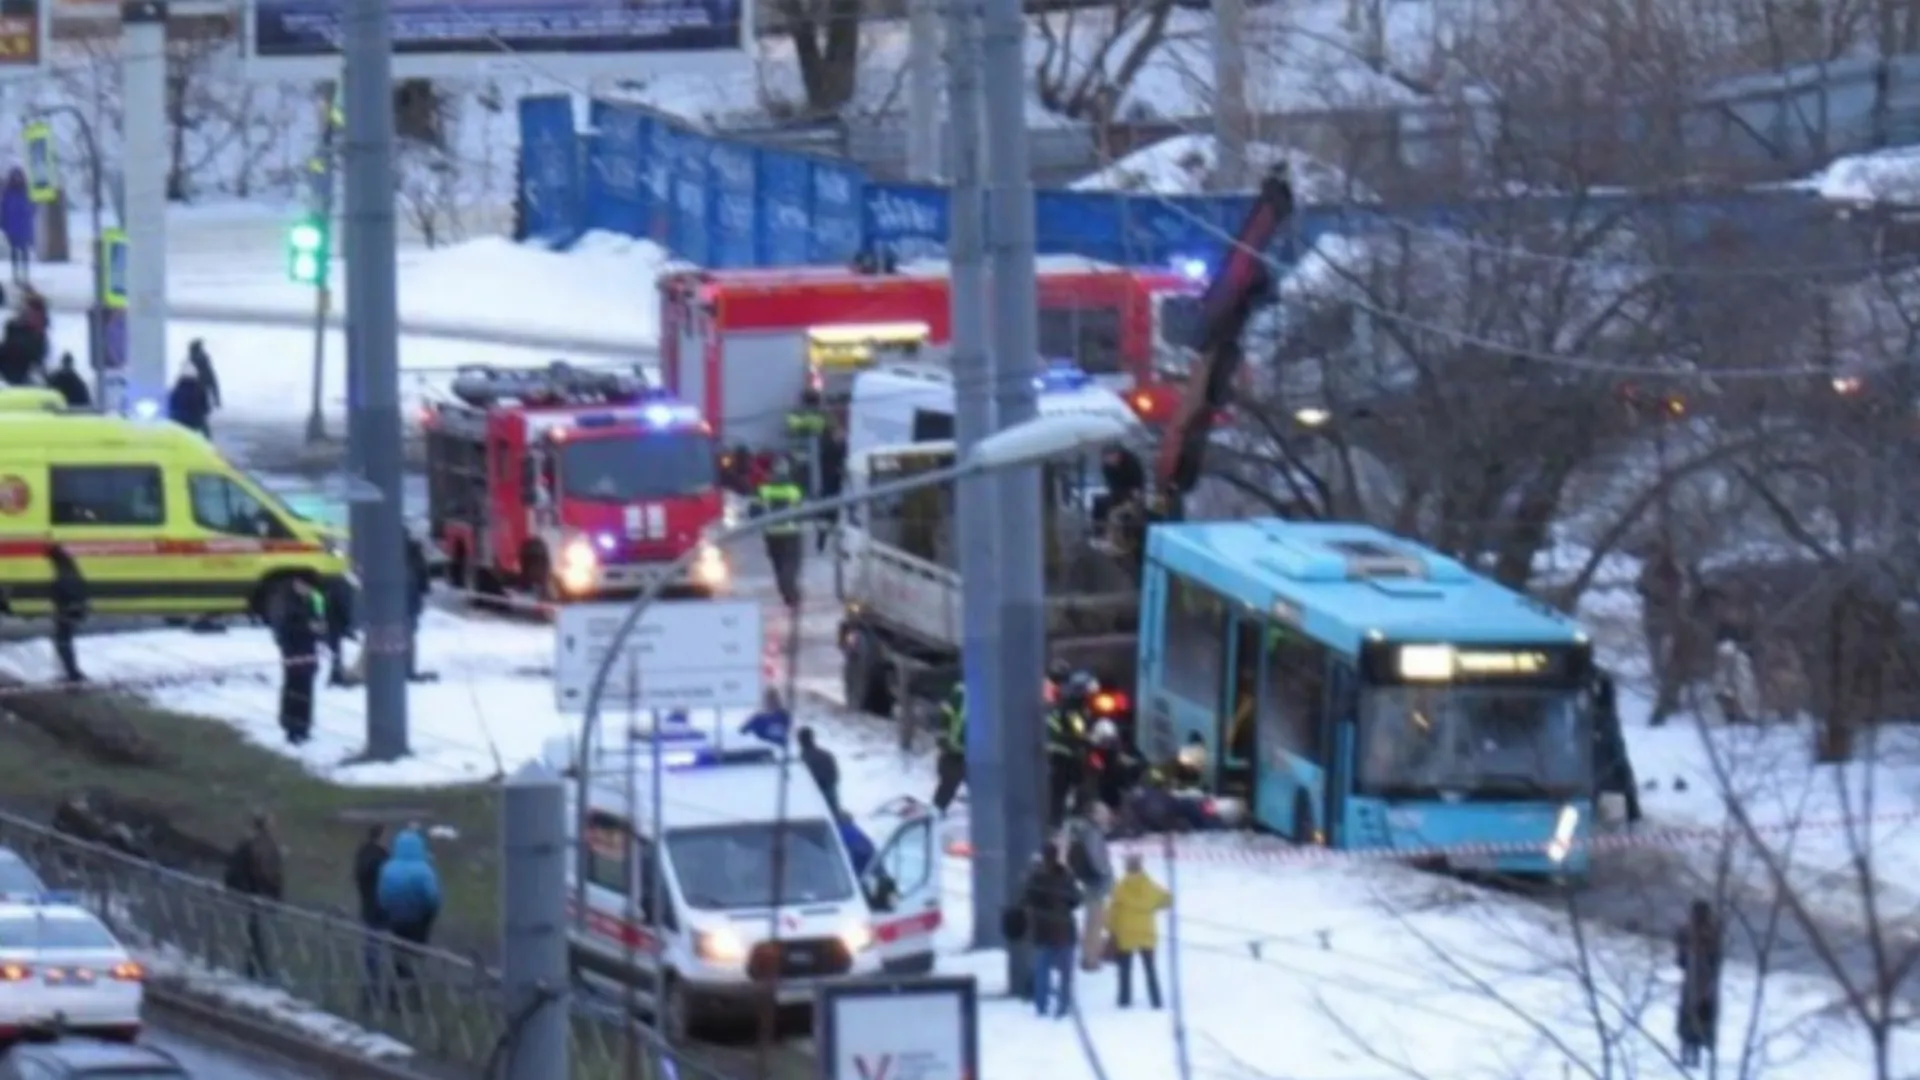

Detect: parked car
[0, 904, 144, 1045]
[0, 852, 44, 905]
[0, 1036, 186, 1078]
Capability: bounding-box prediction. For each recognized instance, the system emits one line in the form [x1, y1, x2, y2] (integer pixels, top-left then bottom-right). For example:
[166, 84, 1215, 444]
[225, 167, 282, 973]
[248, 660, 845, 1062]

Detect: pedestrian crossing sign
[22, 121, 55, 204]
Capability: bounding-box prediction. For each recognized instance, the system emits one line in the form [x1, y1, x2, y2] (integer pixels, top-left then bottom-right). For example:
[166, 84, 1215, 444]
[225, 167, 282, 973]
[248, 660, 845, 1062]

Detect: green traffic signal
[286, 216, 330, 285]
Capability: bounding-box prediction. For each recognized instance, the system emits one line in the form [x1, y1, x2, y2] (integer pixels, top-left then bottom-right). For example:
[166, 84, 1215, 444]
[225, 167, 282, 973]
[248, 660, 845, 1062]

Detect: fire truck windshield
[559, 431, 716, 502]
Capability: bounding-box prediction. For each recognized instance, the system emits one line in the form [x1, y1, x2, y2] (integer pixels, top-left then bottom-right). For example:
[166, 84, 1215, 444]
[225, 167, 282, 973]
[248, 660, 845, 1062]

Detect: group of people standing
[1009, 802, 1173, 1018]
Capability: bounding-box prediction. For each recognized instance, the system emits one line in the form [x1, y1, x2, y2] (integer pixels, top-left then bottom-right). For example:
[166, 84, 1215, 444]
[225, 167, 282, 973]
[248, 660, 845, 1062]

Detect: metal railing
[0, 809, 742, 1080]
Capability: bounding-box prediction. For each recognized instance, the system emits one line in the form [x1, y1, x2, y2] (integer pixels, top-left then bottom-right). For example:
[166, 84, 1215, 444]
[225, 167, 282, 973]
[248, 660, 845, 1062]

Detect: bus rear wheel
[1290, 792, 1317, 846]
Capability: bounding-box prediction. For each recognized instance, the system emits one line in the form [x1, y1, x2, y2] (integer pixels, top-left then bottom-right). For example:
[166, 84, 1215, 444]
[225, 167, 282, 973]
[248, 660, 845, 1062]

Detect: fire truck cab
[423, 363, 730, 603]
[659, 257, 1203, 451]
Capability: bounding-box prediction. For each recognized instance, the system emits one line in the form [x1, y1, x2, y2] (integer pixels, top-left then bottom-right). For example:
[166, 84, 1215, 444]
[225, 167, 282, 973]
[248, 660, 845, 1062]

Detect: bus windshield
[1358, 686, 1591, 800]
[561, 431, 716, 502]
[666, 820, 857, 911]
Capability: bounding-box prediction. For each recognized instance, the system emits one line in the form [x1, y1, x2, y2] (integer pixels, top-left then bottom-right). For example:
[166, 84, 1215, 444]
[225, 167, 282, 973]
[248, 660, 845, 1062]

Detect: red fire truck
[657, 256, 1203, 451]
[422, 364, 730, 603]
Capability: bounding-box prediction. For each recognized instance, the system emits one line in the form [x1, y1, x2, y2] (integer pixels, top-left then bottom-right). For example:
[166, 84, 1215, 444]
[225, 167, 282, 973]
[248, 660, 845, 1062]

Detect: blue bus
[1136, 519, 1596, 877]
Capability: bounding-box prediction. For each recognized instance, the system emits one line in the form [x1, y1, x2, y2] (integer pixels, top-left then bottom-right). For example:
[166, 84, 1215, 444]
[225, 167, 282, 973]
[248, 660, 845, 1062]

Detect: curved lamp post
[568, 411, 1137, 937]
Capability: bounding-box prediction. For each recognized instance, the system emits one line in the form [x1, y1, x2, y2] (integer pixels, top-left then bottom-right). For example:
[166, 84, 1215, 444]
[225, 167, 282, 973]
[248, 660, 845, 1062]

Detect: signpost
[554, 599, 763, 713]
[814, 976, 978, 1080]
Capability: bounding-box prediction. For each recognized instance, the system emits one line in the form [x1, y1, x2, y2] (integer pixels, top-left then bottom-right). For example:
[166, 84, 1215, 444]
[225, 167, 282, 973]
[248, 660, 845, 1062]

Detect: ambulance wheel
[659, 973, 698, 1043]
[1290, 792, 1317, 846]
[842, 628, 893, 716]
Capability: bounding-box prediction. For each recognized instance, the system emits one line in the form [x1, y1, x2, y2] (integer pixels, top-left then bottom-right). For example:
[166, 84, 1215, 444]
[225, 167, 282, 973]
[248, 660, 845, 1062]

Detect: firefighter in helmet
[752, 457, 806, 609]
[1047, 671, 1097, 824]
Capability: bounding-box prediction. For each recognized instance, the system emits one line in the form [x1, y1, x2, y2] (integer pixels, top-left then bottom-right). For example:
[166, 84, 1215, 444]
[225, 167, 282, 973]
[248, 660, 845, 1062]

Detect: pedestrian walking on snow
[1105, 854, 1169, 1008]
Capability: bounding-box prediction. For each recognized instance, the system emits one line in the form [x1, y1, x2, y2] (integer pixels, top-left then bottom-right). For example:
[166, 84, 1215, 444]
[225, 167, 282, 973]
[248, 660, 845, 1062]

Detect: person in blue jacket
[837, 811, 875, 876]
[376, 827, 443, 948]
[739, 688, 791, 748]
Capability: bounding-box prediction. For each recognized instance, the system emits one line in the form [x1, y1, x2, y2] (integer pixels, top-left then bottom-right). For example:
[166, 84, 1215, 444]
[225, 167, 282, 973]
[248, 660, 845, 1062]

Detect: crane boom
[1154, 166, 1297, 503]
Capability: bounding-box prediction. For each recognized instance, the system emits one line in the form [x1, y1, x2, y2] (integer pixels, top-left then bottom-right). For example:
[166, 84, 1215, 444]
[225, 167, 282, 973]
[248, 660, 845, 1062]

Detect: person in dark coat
[46, 545, 86, 683]
[272, 579, 321, 744]
[1675, 899, 1723, 1068]
[186, 340, 220, 412]
[797, 726, 840, 815]
[166, 367, 211, 436]
[223, 811, 285, 979]
[0, 290, 47, 387]
[353, 824, 390, 1009]
[404, 538, 436, 682]
[323, 574, 357, 687]
[1019, 844, 1083, 1018]
[1, 169, 31, 285]
[48, 352, 88, 408]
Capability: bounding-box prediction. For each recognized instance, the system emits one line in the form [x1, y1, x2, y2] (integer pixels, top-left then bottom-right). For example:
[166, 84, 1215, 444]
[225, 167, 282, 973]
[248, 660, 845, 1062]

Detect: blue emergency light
[1172, 256, 1209, 282]
[1035, 361, 1092, 393]
[643, 404, 677, 427]
[575, 412, 621, 429]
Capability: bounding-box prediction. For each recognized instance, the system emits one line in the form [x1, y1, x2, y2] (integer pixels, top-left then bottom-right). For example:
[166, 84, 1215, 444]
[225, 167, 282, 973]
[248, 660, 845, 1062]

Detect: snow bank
[1807, 145, 1920, 203]
[144, 949, 413, 1061]
[397, 231, 670, 346]
[1071, 134, 1371, 202]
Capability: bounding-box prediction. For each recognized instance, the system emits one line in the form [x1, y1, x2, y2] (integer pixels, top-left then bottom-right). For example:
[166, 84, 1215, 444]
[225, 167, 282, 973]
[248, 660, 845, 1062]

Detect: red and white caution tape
[941, 809, 1920, 867]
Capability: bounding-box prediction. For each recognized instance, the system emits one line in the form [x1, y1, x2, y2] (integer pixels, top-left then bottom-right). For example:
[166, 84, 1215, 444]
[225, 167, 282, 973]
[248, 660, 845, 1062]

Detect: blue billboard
[248, 0, 746, 76]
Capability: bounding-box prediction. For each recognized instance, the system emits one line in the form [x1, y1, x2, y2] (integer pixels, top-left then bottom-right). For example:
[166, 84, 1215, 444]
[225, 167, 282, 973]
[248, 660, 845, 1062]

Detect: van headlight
[694, 927, 747, 963]
[838, 921, 873, 954]
[559, 537, 598, 595]
[692, 544, 728, 588]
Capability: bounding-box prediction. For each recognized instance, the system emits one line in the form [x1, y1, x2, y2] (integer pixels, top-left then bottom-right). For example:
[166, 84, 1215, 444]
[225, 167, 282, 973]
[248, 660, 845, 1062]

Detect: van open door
[860, 796, 941, 974]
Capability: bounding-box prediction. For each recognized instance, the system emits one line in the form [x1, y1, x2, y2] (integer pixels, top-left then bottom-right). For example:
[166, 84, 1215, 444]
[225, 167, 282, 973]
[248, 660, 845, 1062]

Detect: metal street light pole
[568, 413, 1137, 929]
[31, 107, 112, 397]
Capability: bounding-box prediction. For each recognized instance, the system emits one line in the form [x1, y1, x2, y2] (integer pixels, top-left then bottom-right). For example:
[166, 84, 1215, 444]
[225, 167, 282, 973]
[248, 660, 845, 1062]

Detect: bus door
[1217, 617, 1261, 801]
[1324, 660, 1357, 846]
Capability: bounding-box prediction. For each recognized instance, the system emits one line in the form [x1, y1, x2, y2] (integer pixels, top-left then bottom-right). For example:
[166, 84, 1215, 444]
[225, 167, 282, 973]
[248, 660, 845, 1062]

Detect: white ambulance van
[548, 728, 941, 1039]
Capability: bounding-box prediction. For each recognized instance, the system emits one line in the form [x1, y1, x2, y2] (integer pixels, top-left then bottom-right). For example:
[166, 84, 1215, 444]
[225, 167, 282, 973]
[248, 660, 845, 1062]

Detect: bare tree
[1032, 0, 1178, 141]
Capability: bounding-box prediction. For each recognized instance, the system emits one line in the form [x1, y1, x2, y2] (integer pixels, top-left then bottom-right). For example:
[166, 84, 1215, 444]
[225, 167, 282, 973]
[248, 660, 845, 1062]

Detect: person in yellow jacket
[1104, 853, 1170, 1008]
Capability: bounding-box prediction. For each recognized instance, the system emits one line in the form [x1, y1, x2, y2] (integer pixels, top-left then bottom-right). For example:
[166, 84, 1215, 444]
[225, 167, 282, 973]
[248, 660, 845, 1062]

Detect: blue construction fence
[516, 95, 1262, 269]
[517, 94, 1855, 274]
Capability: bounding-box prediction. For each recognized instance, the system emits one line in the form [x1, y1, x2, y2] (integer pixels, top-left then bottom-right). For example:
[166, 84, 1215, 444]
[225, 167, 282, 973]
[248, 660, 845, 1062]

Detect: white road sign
[553, 600, 765, 714]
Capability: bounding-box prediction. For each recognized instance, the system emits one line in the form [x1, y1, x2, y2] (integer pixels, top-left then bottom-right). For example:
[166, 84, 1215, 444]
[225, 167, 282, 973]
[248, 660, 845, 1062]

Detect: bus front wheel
[1290, 792, 1317, 846]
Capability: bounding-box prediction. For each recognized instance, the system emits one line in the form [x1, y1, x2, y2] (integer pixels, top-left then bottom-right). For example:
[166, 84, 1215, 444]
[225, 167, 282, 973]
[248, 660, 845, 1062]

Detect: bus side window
[1262, 629, 1329, 764]
[1162, 573, 1226, 707]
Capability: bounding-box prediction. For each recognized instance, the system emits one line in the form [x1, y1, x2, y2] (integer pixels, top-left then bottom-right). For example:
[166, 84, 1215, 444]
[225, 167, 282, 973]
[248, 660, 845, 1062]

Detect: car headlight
[559, 538, 598, 594]
[695, 927, 747, 963]
[692, 544, 728, 587]
[838, 921, 873, 954]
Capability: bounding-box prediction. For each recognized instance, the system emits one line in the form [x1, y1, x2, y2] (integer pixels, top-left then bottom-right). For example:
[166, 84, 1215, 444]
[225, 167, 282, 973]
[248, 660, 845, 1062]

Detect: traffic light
[286, 213, 329, 285]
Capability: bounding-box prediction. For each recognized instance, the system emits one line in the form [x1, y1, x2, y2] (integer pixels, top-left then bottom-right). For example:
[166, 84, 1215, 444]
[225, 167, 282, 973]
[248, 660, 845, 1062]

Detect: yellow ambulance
[0, 412, 350, 617]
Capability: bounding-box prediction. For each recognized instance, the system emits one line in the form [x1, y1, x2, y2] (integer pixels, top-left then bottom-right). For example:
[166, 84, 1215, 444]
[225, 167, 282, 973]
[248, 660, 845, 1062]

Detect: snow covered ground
[27, 207, 668, 346]
[0, 553, 1906, 1076]
[17, 212, 669, 426]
